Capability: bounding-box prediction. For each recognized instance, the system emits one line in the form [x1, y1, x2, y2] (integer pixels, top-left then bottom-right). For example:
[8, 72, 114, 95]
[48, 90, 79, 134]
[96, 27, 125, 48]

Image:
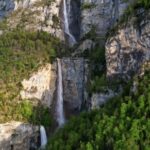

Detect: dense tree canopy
[47, 71, 150, 150]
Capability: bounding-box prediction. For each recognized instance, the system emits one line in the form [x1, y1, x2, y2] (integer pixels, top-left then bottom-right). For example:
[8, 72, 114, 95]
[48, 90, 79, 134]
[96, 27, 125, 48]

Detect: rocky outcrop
[106, 9, 150, 79]
[0, 0, 64, 39]
[0, 0, 15, 19]
[91, 90, 116, 109]
[80, 0, 132, 38]
[61, 58, 89, 115]
[20, 63, 57, 108]
[20, 58, 89, 115]
[0, 121, 39, 150]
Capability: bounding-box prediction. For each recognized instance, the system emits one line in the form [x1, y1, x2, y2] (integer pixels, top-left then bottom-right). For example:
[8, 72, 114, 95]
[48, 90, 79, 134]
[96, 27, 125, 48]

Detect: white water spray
[56, 59, 65, 126]
[63, 0, 76, 45]
[40, 126, 47, 149]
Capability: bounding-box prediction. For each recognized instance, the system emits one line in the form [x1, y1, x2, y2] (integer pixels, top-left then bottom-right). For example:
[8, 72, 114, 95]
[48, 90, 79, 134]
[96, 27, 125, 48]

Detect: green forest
[47, 71, 150, 150]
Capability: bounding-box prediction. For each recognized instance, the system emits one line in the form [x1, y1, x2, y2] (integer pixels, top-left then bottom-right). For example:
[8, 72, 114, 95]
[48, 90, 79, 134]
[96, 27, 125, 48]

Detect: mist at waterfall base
[63, 0, 76, 46]
[40, 126, 47, 149]
[56, 59, 65, 127]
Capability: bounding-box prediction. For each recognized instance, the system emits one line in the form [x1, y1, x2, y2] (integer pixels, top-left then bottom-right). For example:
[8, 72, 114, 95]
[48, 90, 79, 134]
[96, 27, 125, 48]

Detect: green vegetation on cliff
[0, 29, 61, 125]
[47, 70, 150, 149]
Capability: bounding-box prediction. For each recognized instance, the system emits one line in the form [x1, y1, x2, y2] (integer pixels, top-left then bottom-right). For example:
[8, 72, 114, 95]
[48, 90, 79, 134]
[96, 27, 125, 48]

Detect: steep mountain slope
[0, 0, 150, 149]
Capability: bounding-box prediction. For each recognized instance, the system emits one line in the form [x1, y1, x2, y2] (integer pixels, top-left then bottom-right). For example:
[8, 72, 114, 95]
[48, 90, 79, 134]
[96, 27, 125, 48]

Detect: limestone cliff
[0, 122, 39, 150]
[80, 0, 132, 38]
[20, 63, 57, 108]
[106, 9, 150, 79]
[0, 0, 64, 39]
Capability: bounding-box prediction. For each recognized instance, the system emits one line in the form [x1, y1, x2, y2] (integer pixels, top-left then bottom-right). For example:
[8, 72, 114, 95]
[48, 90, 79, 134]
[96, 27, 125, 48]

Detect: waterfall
[63, 0, 76, 45]
[40, 126, 47, 149]
[56, 58, 65, 126]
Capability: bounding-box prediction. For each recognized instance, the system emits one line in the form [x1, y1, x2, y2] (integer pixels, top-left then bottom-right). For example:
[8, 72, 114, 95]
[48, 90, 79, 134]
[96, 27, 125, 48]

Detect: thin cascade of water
[40, 126, 47, 149]
[56, 58, 65, 126]
[63, 0, 76, 45]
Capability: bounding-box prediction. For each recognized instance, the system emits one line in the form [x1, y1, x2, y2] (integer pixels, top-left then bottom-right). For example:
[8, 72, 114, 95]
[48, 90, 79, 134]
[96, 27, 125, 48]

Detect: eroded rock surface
[0, 0, 64, 39]
[91, 90, 116, 109]
[61, 58, 89, 115]
[20, 63, 57, 108]
[80, 0, 132, 38]
[106, 9, 150, 79]
[0, 121, 39, 150]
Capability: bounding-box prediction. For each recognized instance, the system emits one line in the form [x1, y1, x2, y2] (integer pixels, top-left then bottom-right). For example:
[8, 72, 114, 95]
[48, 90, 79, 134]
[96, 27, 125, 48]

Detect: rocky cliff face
[61, 58, 89, 115]
[0, 0, 64, 39]
[20, 58, 89, 116]
[0, 0, 132, 43]
[106, 9, 150, 79]
[20, 63, 57, 108]
[80, 0, 132, 38]
[0, 122, 39, 150]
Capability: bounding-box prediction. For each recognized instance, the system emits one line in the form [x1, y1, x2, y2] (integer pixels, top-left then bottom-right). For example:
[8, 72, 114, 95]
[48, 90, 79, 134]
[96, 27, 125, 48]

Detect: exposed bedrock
[80, 0, 132, 38]
[0, 122, 39, 150]
[61, 57, 89, 116]
[20, 58, 89, 116]
[106, 9, 150, 79]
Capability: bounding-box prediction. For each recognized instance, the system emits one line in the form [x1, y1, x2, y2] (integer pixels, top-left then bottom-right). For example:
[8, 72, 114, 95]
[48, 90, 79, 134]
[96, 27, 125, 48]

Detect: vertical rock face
[69, 0, 81, 41]
[106, 10, 150, 79]
[0, 0, 14, 18]
[0, 0, 64, 39]
[20, 58, 89, 116]
[80, 0, 132, 38]
[61, 58, 88, 115]
[20, 63, 57, 108]
[0, 122, 39, 150]
[91, 90, 116, 109]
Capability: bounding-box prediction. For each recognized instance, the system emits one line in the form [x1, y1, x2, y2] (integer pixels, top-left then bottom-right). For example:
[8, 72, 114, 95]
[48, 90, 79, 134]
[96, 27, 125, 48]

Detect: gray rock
[91, 90, 116, 109]
[61, 57, 89, 115]
[76, 39, 95, 53]
[20, 63, 57, 108]
[106, 10, 150, 79]
[0, 0, 64, 40]
[80, 0, 132, 38]
[0, 121, 39, 150]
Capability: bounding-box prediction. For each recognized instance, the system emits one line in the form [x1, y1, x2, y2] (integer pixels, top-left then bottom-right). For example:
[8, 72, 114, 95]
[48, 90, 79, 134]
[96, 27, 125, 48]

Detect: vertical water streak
[40, 126, 47, 149]
[63, 0, 76, 45]
[56, 59, 65, 126]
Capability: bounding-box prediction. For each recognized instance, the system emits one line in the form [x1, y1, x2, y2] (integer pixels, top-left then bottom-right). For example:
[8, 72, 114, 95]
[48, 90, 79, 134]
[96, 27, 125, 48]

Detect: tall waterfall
[56, 59, 65, 126]
[40, 126, 47, 149]
[63, 0, 76, 45]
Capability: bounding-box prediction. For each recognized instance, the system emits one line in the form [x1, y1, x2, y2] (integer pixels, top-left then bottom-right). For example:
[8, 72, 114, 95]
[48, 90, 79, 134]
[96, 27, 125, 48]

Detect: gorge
[0, 0, 150, 149]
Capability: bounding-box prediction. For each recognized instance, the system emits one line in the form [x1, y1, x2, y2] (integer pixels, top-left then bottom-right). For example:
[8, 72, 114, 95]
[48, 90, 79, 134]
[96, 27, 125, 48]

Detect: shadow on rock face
[0, 0, 15, 19]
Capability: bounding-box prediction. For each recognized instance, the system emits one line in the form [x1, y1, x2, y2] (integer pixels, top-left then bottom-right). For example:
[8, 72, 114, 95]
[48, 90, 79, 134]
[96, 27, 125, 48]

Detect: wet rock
[61, 58, 89, 115]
